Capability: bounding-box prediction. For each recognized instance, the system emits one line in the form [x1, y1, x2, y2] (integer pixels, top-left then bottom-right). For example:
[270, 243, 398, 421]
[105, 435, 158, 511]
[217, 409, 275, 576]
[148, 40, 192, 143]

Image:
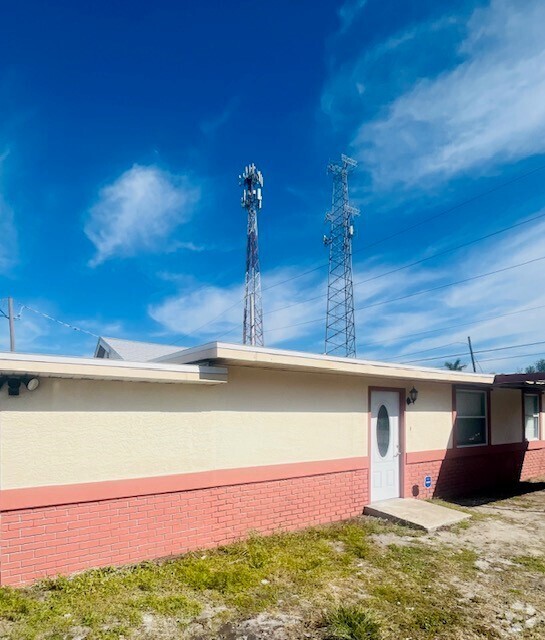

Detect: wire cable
[358, 303, 545, 350]
[20, 305, 99, 338]
[265, 209, 545, 316]
[259, 160, 545, 295]
[381, 341, 468, 361]
[170, 297, 244, 344]
[400, 339, 545, 365]
[165, 161, 545, 338]
[266, 254, 545, 334]
[476, 351, 545, 365]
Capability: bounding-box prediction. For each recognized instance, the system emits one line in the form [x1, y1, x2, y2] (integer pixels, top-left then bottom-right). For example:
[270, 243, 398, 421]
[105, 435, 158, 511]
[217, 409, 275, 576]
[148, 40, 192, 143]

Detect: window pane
[524, 395, 540, 441]
[525, 416, 539, 441]
[457, 417, 487, 446]
[525, 395, 538, 417]
[377, 405, 390, 457]
[457, 391, 485, 417]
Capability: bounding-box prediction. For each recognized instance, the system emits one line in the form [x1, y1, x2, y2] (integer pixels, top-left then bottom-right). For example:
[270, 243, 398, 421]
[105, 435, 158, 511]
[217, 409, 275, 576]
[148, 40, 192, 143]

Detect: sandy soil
[193, 480, 545, 639]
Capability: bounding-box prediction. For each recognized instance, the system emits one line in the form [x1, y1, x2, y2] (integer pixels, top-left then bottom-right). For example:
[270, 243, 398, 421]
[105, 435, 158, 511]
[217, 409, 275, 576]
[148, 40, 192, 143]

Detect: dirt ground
[428, 481, 545, 637]
[194, 480, 545, 640]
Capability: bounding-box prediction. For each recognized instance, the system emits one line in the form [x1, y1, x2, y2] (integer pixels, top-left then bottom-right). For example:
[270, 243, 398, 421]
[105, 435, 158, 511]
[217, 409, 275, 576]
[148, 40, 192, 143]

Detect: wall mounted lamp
[406, 386, 419, 405]
[0, 376, 40, 396]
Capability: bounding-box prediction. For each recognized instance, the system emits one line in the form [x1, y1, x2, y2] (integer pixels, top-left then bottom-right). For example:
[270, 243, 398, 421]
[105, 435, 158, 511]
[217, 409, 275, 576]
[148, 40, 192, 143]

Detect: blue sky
[1, 0, 545, 372]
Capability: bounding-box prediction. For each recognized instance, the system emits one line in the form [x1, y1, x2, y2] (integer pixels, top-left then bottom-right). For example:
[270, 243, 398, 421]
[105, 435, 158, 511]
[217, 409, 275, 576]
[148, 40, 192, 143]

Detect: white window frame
[455, 389, 488, 448]
[524, 393, 541, 442]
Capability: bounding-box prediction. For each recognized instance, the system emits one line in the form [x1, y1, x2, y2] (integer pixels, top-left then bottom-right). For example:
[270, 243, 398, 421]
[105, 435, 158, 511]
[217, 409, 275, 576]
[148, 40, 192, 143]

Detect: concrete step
[364, 498, 470, 532]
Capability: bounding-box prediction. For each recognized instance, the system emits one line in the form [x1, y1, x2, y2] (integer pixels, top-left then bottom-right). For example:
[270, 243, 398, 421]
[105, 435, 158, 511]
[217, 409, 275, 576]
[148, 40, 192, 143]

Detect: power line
[264, 209, 545, 316]
[218, 302, 545, 352]
[166, 161, 545, 339]
[356, 254, 545, 312]
[258, 160, 545, 296]
[476, 351, 545, 365]
[261, 263, 326, 294]
[266, 253, 545, 334]
[170, 297, 243, 344]
[400, 339, 545, 365]
[358, 303, 545, 350]
[20, 304, 99, 338]
[352, 161, 545, 255]
[382, 341, 467, 361]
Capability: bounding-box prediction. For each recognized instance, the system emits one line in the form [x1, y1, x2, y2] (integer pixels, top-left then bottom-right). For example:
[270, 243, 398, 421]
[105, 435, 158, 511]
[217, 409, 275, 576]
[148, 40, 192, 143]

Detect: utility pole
[240, 163, 264, 347]
[8, 297, 15, 352]
[468, 336, 476, 373]
[324, 154, 359, 358]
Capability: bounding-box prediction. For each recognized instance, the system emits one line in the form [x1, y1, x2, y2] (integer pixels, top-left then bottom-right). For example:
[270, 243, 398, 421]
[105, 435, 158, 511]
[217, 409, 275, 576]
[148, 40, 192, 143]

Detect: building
[0, 342, 543, 585]
[94, 336, 184, 361]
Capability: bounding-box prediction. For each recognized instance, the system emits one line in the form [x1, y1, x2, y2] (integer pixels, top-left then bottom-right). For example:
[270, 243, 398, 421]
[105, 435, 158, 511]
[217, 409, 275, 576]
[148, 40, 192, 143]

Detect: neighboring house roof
[154, 341, 495, 385]
[0, 352, 227, 385]
[493, 372, 545, 390]
[94, 337, 185, 362]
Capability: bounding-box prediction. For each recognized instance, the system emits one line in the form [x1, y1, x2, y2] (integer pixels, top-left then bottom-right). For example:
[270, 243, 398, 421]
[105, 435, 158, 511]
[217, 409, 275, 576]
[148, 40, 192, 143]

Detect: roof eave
[0, 352, 227, 385]
[158, 342, 494, 385]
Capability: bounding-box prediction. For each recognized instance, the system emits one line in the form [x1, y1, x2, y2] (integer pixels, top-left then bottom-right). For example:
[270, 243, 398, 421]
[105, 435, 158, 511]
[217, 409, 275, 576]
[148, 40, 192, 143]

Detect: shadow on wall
[411, 442, 531, 501]
[5, 368, 367, 414]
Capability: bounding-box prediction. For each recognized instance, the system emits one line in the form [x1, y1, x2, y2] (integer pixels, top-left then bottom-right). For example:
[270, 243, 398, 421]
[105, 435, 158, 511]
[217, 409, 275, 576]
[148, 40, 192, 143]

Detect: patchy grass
[0, 510, 543, 639]
[323, 605, 380, 640]
[513, 555, 545, 574]
[363, 542, 478, 638]
[0, 520, 403, 640]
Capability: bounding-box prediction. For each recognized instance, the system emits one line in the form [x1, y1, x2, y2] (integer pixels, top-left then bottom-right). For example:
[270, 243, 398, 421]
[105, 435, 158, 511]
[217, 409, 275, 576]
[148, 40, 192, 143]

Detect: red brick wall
[521, 447, 545, 480]
[405, 447, 545, 500]
[0, 469, 367, 586]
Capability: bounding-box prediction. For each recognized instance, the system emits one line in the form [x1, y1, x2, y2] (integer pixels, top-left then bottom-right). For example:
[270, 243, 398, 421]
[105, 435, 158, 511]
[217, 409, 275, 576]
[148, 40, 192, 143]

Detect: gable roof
[94, 337, 185, 362]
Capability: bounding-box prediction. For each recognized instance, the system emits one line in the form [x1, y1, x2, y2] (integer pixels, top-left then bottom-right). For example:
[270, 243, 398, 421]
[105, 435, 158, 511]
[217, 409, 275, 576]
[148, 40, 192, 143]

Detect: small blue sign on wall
[424, 475, 432, 489]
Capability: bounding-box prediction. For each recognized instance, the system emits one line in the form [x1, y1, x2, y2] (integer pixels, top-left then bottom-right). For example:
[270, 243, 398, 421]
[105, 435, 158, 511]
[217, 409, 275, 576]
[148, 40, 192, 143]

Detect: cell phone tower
[323, 154, 359, 358]
[240, 163, 264, 347]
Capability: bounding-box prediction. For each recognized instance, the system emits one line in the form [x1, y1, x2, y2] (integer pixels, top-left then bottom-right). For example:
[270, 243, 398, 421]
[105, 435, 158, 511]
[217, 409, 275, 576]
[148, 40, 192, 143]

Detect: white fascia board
[158, 341, 494, 385]
[0, 352, 227, 385]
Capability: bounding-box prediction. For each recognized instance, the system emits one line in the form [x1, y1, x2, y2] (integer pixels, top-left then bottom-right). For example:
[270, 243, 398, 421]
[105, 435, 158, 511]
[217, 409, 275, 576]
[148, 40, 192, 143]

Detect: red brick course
[3, 445, 543, 586]
[0, 469, 367, 586]
[405, 446, 545, 499]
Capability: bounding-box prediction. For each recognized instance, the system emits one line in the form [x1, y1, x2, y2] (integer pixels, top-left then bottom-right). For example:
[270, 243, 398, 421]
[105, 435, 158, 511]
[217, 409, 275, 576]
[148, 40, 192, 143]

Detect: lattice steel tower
[324, 154, 359, 358]
[240, 163, 264, 346]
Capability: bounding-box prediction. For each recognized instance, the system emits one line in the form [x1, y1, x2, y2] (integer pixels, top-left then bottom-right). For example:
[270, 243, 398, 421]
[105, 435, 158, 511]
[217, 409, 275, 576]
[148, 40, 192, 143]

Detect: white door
[370, 390, 401, 502]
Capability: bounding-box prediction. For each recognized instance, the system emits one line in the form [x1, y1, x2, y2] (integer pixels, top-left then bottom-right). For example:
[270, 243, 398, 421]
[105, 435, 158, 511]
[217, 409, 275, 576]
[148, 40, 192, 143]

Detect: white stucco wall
[0, 366, 366, 490]
[404, 382, 454, 452]
[361, 379, 454, 453]
[0, 363, 530, 491]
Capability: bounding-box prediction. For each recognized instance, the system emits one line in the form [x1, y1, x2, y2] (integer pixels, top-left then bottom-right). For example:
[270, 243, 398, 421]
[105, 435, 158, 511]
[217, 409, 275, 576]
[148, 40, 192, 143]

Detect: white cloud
[149, 207, 545, 372]
[356, 213, 545, 372]
[0, 149, 17, 273]
[85, 164, 201, 266]
[0, 195, 17, 273]
[337, 0, 367, 35]
[149, 267, 327, 346]
[328, 0, 545, 188]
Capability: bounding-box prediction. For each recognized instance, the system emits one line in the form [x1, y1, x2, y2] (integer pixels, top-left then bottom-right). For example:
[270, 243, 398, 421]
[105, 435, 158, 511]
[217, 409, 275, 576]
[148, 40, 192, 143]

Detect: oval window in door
[377, 405, 390, 457]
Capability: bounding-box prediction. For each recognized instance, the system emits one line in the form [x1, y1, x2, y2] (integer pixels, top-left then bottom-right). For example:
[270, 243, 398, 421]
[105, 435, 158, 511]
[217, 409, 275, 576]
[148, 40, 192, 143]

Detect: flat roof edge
[0, 352, 227, 384]
[160, 342, 494, 384]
